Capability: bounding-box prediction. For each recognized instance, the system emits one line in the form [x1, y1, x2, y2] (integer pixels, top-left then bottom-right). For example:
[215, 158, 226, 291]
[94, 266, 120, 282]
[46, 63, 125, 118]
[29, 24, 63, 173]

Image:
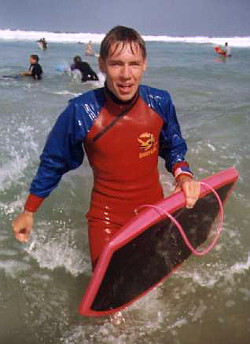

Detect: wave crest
[0, 29, 250, 47]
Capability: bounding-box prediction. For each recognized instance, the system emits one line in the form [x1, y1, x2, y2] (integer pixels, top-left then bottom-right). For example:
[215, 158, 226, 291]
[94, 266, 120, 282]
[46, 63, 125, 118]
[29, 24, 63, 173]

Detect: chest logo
[137, 132, 157, 158]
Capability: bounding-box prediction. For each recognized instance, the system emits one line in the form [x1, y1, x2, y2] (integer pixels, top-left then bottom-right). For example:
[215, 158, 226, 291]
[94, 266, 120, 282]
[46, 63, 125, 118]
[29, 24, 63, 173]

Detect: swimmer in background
[218, 42, 231, 57]
[38, 38, 48, 50]
[20, 55, 43, 80]
[223, 42, 232, 57]
[70, 55, 98, 82]
[85, 40, 96, 56]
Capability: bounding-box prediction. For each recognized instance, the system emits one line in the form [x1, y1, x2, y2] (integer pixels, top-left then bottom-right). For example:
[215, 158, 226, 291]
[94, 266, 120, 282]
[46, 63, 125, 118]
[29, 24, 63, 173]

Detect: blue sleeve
[29, 100, 88, 198]
[158, 95, 188, 172]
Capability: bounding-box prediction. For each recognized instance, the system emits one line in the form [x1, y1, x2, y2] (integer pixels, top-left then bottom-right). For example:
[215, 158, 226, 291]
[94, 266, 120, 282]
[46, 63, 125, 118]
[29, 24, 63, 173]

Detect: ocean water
[0, 32, 250, 344]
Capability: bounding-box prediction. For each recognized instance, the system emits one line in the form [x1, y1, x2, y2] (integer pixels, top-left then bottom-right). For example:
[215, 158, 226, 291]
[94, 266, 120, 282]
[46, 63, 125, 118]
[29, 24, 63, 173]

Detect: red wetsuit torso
[84, 91, 164, 265]
[25, 85, 192, 267]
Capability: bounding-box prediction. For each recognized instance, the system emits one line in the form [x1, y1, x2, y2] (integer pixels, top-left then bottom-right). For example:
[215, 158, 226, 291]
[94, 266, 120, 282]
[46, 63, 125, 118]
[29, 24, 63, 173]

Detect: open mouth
[117, 84, 133, 93]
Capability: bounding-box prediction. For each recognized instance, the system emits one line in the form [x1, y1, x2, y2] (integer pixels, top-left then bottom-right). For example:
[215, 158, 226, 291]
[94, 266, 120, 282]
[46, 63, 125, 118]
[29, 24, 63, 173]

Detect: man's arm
[159, 95, 200, 208]
[12, 100, 87, 242]
[20, 71, 32, 77]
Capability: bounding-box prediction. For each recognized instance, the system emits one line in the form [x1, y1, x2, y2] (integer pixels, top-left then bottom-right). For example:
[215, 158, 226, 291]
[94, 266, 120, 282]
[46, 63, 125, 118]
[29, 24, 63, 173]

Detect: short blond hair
[100, 26, 147, 61]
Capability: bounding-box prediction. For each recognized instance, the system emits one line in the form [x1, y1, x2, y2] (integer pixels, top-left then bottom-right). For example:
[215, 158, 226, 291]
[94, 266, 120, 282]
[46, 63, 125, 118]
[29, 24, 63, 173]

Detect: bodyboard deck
[79, 167, 238, 316]
[214, 46, 227, 56]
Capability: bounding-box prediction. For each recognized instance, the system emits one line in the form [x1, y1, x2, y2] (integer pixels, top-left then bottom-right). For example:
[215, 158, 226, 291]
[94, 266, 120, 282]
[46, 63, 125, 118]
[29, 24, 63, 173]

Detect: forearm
[21, 71, 32, 77]
[24, 193, 44, 213]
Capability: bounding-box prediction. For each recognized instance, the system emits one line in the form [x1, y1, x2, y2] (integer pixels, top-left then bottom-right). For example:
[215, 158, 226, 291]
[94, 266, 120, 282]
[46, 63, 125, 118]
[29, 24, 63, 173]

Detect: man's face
[99, 42, 147, 102]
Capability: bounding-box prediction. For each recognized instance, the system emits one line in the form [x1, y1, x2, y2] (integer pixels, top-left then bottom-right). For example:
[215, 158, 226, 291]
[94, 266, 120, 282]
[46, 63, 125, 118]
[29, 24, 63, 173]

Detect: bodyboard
[214, 46, 227, 56]
[79, 167, 238, 316]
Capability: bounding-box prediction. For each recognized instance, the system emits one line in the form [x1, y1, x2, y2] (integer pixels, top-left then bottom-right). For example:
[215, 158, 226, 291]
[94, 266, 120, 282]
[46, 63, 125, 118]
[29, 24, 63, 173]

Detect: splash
[25, 221, 90, 276]
[176, 253, 250, 288]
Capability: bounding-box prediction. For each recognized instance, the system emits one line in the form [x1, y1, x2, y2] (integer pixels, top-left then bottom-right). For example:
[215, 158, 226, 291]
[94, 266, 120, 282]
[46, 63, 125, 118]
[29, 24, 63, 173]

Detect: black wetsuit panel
[74, 62, 98, 82]
[29, 63, 43, 80]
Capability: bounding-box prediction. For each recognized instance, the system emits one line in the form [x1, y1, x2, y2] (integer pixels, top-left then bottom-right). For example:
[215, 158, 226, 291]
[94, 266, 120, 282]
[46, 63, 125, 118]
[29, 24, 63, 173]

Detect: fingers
[13, 222, 30, 242]
[173, 175, 201, 209]
[12, 212, 34, 243]
[182, 180, 201, 209]
[173, 185, 181, 194]
[14, 228, 30, 243]
[185, 196, 199, 209]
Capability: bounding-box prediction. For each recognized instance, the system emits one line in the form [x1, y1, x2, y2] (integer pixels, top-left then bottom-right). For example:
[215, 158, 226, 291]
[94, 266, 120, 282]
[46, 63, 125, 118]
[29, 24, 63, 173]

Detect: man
[20, 54, 43, 80]
[12, 26, 200, 268]
[70, 55, 99, 82]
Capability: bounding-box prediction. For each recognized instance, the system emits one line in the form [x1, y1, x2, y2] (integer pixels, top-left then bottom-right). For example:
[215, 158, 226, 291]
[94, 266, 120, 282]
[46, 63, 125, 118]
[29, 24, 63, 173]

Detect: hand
[174, 175, 200, 209]
[12, 210, 34, 243]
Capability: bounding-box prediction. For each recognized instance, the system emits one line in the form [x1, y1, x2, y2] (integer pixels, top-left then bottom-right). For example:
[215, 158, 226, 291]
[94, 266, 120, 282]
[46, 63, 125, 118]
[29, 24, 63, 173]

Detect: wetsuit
[29, 63, 43, 80]
[71, 62, 98, 82]
[25, 85, 193, 266]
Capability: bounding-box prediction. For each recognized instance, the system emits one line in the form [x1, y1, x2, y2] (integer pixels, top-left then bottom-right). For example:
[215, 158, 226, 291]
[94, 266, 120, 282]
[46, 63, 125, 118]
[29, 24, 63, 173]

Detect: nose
[120, 64, 131, 79]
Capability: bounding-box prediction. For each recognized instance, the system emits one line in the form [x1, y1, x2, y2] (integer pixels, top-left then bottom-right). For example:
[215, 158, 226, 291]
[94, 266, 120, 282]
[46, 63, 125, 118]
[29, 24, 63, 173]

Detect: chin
[119, 94, 134, 101]
[117, 89, 137, 102]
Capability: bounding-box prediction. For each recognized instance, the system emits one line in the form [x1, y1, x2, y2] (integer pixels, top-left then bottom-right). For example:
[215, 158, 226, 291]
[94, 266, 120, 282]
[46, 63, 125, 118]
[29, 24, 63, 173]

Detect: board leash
[135, 182, 224, 256]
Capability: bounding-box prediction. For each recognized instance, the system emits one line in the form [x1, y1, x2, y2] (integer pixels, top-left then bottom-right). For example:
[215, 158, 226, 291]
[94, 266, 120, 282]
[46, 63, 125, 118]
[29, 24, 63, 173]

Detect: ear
[98, 57, 106, 74]
[142, 58, 147, 72]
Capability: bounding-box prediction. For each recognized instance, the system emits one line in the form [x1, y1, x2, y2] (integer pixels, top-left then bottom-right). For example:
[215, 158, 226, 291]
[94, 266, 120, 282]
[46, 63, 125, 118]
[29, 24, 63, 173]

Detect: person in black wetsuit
[21, 55, 43, 80]
[70, 55, 99, 82]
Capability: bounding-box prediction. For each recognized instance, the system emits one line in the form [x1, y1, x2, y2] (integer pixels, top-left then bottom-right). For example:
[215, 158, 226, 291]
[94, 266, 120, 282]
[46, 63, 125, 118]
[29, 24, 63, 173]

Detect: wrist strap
[135, 182, 224, 256]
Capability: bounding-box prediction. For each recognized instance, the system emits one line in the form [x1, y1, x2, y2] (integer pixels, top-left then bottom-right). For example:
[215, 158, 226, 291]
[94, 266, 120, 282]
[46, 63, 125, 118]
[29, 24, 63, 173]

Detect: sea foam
[0, 29, 250, 47]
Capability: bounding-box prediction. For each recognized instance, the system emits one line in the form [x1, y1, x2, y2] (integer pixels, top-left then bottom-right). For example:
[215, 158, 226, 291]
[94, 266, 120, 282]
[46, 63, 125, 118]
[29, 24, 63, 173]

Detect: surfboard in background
[1, 75, 20, 80]
[79, 167, 239, 317]
[214, 46, 227, 57]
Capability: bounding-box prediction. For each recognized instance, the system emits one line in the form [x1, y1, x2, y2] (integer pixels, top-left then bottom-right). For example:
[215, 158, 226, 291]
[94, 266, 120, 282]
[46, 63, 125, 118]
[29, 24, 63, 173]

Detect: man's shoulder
[139, 85, 172, 110]
[70, 87, 105, 107]
[68, 87, 105, 119]
[81, 61, 90, 66]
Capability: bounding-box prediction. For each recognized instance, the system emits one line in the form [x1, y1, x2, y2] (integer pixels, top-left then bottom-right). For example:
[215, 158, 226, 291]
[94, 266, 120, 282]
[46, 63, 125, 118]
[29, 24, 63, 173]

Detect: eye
[130, 61, 142, 67]
[109, 61, 123, 67]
